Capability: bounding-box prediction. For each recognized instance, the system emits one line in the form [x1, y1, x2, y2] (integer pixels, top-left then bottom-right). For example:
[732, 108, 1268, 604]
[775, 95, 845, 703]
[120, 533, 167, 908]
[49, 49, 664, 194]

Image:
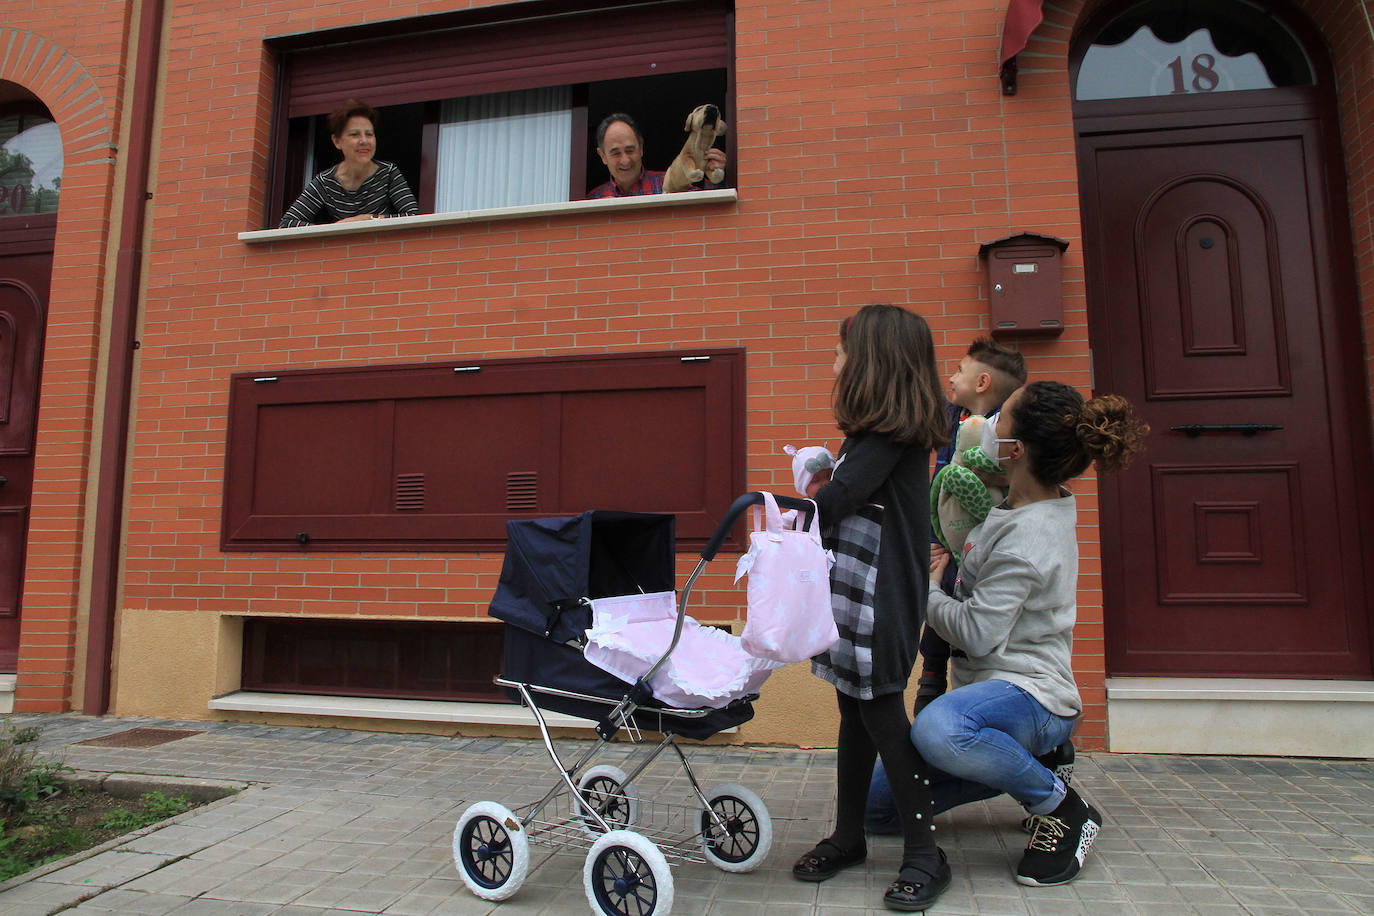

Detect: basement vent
[395, 473, 425, 511]
[507, 471, 537, 511]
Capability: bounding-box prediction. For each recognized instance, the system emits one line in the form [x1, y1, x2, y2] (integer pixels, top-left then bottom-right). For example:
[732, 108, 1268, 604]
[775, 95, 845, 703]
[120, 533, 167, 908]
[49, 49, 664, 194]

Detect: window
[221, 349, 747, 551]
[0, 103, 61, 218]
[265, 0, 733, 226]
[1075, 0, 1312, 101]
[242, 617, 507, 702]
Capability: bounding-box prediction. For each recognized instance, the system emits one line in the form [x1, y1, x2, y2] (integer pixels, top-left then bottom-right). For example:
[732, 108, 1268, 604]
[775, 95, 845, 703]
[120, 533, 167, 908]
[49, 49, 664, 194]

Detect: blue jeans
[866, 679, 1077, 833]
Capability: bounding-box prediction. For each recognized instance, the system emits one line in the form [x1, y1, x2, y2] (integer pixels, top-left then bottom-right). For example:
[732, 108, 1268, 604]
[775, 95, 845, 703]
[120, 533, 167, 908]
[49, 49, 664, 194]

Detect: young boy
[918, 337, 1027, 711]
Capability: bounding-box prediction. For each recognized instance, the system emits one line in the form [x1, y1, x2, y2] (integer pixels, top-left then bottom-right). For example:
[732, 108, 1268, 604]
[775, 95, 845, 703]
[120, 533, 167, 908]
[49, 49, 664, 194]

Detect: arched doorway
[1073, 0, 1374, 681]
[0, 84, 58, 671]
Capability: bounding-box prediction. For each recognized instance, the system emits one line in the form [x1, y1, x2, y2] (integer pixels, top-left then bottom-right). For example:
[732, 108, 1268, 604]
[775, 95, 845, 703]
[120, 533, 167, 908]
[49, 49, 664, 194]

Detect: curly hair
[326, 99, 380, 138]
[1009, 382, 1148, 486]
[832, 304, 950, 449]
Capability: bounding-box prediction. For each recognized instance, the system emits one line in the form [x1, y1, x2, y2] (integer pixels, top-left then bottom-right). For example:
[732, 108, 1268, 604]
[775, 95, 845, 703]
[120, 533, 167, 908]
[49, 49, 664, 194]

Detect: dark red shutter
[220, 349, 747, 552]
[284, 2, 730, 118]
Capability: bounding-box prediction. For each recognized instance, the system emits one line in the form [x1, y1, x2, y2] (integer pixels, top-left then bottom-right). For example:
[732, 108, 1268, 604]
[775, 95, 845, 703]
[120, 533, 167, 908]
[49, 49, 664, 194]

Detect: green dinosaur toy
[930, 414, 1009, 557]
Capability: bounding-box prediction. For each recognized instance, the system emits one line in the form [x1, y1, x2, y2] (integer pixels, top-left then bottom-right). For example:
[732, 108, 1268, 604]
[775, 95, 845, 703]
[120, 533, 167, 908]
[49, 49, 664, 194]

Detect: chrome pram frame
[454, 493, 819, 916]
[496, 678, 748, 867]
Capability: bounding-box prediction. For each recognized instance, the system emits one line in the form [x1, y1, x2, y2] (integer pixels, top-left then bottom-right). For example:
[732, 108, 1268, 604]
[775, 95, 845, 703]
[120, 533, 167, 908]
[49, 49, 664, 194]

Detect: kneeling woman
[918, 381, 1146, 888]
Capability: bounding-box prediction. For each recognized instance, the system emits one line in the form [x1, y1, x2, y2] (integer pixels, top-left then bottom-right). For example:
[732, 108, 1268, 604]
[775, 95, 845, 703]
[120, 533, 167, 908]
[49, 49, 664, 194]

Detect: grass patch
[0, 722, 207, 882]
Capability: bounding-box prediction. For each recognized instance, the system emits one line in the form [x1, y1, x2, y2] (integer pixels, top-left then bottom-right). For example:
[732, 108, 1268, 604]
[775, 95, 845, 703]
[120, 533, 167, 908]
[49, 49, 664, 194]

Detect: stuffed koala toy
[929, 414, 1009, 557]
[664, 104, 727, 193]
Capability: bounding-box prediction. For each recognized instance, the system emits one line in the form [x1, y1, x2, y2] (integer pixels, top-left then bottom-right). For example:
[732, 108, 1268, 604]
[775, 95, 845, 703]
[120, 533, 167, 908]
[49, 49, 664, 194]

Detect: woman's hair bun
[1076, 394, 1148, 474]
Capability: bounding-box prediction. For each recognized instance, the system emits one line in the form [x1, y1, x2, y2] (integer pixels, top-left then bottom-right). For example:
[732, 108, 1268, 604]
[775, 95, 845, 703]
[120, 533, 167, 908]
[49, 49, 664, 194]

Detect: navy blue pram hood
[489, 510, 675, 645]
[490, 509, 755, 737]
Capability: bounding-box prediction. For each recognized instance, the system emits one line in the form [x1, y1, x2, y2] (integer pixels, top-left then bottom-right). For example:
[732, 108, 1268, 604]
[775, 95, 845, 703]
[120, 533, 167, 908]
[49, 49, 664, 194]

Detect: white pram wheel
[583, 829, 674, 916]
[577, 764, 641, 835]
[699, 783, 772, 873]
[453, 801, 530, 901]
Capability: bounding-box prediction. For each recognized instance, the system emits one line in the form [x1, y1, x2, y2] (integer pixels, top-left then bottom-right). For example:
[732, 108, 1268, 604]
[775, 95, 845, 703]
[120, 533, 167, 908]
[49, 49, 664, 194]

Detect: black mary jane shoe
[883, 849, 952, 912]
[791, 838, 867, 882]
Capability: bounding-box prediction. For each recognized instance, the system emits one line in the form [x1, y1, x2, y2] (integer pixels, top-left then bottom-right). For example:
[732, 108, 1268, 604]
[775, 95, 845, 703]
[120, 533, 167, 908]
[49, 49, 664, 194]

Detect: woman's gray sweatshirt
[926, 490, 1082, 717]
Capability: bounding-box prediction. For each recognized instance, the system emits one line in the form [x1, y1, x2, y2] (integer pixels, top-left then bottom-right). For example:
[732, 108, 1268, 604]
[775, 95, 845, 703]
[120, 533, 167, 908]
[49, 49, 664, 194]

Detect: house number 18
[1166, 53, 1221, 93]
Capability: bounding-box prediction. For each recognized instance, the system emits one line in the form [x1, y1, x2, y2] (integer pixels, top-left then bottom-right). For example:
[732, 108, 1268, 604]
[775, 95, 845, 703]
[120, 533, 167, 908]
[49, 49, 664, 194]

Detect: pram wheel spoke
[453, 801, 530, 901]
[699, 783, 773, 873]
[577, 765, 641, 835]
[584, 830, 674, 916]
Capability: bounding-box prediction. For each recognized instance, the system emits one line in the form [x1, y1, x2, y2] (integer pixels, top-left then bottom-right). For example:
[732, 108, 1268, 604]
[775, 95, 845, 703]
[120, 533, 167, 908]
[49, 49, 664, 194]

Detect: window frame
[262, 0, 735, 228]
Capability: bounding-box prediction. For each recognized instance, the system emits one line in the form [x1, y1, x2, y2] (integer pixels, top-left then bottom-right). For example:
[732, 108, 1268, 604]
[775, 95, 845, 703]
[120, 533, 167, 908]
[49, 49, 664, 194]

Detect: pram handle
[701, 492, 819, 561]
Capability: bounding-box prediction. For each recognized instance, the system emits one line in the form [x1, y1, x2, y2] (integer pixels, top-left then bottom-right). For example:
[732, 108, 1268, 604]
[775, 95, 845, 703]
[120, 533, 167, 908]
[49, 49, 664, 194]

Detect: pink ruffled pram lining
[583, 591, 783, 709]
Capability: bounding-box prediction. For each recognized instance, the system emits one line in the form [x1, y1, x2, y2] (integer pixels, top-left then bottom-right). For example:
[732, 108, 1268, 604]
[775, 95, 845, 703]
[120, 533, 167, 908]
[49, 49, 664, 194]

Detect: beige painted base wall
[111, 609, 852, 747]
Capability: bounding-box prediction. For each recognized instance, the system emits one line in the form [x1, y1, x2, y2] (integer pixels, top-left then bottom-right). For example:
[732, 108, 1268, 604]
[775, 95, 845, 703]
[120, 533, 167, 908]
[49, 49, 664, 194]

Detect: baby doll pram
[453, 494, 818, 916]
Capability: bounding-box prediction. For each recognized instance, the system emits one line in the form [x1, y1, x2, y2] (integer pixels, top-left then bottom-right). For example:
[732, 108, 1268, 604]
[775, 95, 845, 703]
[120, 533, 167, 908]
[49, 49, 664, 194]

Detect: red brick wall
[122, 0, 1104, 740]
[1301, 1, 1374, 404]
[10, 2, 1374, 752]
[1, 7, 128, 709]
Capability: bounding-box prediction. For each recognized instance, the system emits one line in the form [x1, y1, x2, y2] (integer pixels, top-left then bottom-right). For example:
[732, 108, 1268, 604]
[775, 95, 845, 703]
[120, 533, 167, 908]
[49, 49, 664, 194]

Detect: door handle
[0, 476, 6, 486]
[1170, 424, 1283, 438]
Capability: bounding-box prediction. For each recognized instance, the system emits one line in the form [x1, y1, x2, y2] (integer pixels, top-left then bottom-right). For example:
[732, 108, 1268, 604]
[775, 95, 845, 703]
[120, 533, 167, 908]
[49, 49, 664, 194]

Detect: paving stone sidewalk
[0, 713, 1370, 915]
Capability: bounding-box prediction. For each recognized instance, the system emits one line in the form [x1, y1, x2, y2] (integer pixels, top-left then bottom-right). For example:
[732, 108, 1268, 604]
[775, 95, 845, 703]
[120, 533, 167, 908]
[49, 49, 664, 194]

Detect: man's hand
[705, 147, 727, 175]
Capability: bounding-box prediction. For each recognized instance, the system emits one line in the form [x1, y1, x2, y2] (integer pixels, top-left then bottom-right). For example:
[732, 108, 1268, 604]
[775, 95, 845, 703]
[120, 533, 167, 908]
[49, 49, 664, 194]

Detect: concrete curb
[60, 769, 249, 802]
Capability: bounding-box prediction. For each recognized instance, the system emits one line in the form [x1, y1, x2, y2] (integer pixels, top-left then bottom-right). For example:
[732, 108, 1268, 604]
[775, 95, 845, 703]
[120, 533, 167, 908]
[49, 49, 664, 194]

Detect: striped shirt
[279, 160, 419, 228]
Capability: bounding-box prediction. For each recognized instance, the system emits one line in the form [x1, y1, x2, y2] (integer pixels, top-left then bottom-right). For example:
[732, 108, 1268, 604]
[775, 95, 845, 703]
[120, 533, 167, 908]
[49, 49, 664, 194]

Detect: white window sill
[238, 188, 739, 244]
[208, 690, 597, 729]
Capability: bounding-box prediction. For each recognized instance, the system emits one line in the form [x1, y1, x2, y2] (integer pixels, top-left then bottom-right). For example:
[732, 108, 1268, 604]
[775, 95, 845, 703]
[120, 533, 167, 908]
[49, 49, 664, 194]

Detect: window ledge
[238, 188, 739, 244]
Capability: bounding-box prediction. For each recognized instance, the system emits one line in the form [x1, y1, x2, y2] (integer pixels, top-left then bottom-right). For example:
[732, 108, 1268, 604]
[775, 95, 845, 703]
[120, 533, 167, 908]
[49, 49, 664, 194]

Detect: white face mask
[979, 411, 1019, 469]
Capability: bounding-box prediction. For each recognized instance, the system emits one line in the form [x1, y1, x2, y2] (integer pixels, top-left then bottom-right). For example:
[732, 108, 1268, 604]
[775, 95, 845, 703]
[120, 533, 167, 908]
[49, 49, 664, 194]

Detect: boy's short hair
[966, 337, 1027, 401]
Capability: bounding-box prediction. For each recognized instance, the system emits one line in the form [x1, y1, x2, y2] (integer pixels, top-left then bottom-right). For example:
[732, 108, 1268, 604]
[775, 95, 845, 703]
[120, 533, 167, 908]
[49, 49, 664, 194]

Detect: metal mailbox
[978, 232, 1069, 339]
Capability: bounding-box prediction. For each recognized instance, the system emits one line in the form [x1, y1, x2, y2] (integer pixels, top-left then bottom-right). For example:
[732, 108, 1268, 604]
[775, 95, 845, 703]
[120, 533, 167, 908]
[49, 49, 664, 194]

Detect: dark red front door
[0, 214, 52, 671]
[1081, 115, 1373, 678]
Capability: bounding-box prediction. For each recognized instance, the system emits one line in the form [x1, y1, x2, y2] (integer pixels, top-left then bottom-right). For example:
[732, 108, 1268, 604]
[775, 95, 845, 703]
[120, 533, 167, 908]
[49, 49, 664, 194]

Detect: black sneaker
[1015, 786, 1101, 887]
[1020, 741, 1075, 833]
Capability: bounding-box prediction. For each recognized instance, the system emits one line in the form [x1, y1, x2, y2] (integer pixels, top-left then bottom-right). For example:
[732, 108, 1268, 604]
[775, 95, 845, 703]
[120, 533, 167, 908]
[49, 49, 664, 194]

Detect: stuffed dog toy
[663, 104, 727, 193]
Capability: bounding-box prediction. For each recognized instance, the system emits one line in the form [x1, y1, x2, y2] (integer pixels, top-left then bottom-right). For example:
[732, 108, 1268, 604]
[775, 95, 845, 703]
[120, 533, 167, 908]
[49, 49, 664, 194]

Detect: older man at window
[587, 112, 727, 199]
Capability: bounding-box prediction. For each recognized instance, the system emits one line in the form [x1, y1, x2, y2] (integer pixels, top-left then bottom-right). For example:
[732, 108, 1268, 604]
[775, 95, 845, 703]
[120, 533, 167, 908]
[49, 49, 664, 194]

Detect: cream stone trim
[209, 690, 598, 728]
[238, 188, 739, 243]
[1106, 677, 1374, 758]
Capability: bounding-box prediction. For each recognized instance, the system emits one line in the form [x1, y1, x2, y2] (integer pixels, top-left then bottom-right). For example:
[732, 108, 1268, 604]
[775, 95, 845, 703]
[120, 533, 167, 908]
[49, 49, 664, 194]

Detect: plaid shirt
[587, 169, 667, 199]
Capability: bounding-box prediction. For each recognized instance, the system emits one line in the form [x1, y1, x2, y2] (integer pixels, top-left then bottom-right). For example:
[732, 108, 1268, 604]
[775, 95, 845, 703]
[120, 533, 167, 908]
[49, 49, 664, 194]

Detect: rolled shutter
[283, 1, 730, 118]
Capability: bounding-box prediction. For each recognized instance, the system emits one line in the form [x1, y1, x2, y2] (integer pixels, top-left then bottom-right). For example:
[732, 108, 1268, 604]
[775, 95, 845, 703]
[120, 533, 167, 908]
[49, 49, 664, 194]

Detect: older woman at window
[279, 99, 419, 228]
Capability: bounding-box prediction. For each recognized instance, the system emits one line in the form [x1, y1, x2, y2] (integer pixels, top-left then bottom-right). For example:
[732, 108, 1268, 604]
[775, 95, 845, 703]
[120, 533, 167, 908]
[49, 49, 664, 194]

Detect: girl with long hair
[792, 304, 952, 912]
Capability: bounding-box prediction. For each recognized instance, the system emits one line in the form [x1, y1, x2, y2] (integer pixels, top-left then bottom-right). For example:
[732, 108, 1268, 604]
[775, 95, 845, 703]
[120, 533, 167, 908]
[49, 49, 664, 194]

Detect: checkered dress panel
[811, 503, 884, 699]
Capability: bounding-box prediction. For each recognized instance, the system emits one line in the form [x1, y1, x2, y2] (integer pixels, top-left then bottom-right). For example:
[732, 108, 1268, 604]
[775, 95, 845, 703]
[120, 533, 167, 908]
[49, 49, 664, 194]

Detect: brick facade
[3, 0, 1371, 752]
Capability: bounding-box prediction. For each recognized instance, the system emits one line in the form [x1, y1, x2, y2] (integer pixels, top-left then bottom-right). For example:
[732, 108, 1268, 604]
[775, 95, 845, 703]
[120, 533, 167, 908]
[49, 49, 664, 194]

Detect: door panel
[0, 247, 48, 671]
[1084, 120, 1372, 678]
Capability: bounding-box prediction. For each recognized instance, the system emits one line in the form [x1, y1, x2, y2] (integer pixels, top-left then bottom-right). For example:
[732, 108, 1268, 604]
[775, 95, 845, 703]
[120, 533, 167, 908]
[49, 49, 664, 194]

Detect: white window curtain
[435, 87, 571, 212]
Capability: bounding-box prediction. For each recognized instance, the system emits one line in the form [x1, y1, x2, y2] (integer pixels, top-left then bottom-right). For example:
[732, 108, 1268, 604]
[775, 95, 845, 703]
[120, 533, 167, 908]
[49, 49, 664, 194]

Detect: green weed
[94, 792, 192, 832]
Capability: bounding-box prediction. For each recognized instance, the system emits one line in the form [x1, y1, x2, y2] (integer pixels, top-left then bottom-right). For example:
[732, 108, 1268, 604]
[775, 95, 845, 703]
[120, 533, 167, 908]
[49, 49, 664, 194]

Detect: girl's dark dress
[810, 431, 932, 699]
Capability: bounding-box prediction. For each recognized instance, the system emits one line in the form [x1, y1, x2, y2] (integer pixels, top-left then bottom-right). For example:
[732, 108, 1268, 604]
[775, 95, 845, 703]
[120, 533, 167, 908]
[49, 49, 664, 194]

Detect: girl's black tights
[830, 689, 940, 873]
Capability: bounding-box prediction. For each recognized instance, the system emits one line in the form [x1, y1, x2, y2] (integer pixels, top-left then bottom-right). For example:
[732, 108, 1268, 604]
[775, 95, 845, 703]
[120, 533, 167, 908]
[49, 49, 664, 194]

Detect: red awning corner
[999, 0, 1046, 96]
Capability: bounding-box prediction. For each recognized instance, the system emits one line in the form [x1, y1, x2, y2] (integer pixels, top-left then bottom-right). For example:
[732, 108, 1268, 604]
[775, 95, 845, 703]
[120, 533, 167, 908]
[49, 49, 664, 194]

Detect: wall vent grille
[506, 471, 538, 511]
[395, 473, 425, 511]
